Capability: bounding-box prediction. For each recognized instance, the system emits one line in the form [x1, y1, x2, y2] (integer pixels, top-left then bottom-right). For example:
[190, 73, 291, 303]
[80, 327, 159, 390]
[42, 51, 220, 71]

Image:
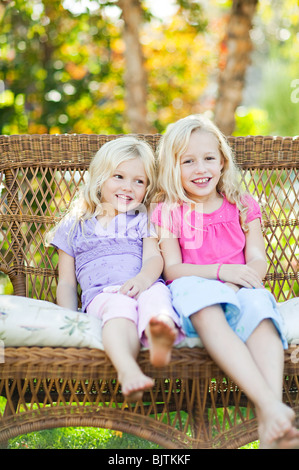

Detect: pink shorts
[86, 282, 183, 346]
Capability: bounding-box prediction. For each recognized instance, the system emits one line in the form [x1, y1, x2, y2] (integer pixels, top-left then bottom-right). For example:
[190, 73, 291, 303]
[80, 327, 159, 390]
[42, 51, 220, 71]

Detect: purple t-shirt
[51, 210, 154, 312]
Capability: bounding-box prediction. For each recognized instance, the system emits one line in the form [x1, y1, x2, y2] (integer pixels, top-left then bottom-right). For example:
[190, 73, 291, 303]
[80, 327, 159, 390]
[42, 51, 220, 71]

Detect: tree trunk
[214, 0, 258, 135]
[117, 0, 150, 133]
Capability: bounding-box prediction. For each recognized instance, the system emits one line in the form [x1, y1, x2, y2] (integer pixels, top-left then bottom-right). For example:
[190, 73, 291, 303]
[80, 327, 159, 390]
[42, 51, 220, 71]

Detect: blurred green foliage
[0, 0, 298, 136]
[0, 0, 126, 134]
[0, 0, 214, 135]
[234, 0, 299, 137]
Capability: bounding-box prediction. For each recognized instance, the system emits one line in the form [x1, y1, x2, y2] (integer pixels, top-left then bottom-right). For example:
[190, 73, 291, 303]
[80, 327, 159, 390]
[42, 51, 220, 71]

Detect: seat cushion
[0, 294, 298, 349]
[0, 295, 103, 348]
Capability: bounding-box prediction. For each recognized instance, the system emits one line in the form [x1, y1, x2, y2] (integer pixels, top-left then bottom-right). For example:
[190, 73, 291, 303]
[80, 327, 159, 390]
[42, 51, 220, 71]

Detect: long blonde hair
[155, 114, 250, 230]
[46, 136, 157, 244]
[76, 136, 157, 221]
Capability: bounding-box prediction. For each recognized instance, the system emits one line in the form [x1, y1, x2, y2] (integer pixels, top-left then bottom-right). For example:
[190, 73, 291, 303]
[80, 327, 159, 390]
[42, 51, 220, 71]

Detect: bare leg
[246, 319, 299, 448]
[102, 318, 154, 402]
[190, 305, 299, 448]
[145, 314, 178, 367]
[247, 319, 284, 398]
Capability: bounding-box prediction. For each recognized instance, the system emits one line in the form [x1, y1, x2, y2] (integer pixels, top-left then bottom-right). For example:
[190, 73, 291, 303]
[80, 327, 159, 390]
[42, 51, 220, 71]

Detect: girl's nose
[195, 160, 205, 173]
[121, 179, 132, 191]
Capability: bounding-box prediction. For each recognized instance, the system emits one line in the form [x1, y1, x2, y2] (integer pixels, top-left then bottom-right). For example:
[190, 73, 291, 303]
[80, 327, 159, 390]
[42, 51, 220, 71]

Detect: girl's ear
[219, 149, 226, 170]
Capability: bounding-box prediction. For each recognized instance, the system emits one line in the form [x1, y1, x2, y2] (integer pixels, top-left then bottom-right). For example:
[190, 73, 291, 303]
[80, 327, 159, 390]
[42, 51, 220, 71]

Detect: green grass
[6, 427, 258, 449]
[0, 397, 258, 449]
[7, 427, 162, 449]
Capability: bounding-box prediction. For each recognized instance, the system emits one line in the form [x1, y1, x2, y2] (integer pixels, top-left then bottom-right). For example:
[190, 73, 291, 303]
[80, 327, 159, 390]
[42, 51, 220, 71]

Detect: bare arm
[157, 222, 265, 289]
[244, 218, 267, 279]
[119, 237, 164, 298]
[56, 249, 78, 311]
[156, 225, 219, 281]
[219, 218, 267, 291]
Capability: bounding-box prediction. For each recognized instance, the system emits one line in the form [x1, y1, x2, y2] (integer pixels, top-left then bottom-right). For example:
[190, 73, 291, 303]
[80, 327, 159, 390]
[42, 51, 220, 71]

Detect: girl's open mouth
[192, 177, 211, 185]
[116, 194, 133, 202]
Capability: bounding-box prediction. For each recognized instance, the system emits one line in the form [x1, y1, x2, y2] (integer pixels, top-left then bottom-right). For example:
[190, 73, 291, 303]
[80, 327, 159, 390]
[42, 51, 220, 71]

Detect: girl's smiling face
[100, 157, 148, 215]
[180, 130, 224, 203]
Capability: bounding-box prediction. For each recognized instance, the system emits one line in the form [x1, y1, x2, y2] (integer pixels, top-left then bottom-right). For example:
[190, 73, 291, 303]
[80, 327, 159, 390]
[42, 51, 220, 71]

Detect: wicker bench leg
[189, 379, 210, 445]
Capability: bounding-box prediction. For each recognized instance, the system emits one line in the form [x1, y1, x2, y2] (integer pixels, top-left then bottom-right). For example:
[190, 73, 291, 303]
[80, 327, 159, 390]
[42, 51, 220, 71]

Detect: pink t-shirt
[151, 195, 261, 266]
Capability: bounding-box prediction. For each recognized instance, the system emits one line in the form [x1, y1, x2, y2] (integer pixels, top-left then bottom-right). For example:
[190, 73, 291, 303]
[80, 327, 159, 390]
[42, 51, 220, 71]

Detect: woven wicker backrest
[0, 134, 298, 303]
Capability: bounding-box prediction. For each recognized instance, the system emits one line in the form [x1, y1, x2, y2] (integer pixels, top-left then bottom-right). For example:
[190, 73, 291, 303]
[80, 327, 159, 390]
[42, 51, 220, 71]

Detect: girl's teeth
[194, 178, 209, 183]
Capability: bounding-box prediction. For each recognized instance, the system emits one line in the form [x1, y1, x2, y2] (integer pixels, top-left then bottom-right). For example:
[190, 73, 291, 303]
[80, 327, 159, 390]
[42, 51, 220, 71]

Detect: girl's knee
[254, 317, 281, 337]
[190, 304, 223, 328]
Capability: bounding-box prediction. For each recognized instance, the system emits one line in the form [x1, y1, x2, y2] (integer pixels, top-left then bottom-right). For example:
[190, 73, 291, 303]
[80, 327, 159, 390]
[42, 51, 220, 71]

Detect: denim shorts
[169, 276, 287, 349]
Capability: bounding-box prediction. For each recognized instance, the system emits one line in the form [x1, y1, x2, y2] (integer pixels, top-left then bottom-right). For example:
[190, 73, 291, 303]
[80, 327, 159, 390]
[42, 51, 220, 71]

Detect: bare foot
[260, 427, 299, 449]
[119, 370, 154, 402]
[146, 315, 178, 368]
[276, 427, 299, 449]
[258, 402, 298, 448]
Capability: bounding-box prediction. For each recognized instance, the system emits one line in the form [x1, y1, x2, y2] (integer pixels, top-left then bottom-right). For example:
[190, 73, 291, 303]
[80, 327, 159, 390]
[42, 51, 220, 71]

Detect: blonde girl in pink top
[151, 114, 299, 449]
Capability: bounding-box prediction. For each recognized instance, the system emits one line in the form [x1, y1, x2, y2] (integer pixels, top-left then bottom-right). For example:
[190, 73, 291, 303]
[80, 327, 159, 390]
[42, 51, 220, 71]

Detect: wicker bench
[0, 133, 298, 449]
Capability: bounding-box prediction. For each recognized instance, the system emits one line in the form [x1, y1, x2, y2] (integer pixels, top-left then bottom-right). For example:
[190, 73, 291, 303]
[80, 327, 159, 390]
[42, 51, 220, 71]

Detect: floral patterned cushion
[0, 295, 103, 348]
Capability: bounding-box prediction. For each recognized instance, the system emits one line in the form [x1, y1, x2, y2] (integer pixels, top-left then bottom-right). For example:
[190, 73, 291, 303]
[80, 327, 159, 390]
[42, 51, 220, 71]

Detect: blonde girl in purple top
[151, 114, 299, 448]
[48, 137, 181, 402]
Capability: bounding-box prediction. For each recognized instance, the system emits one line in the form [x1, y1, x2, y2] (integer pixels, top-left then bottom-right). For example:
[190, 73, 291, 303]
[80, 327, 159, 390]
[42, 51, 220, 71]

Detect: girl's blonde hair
[155, 114, 250, 230]
[46, 136, 157, 244]
[76, 136, 157, 221]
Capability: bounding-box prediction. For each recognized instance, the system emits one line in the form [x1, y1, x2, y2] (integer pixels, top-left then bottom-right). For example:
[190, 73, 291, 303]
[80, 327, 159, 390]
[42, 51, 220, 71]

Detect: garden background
[0, 0, 298, 449]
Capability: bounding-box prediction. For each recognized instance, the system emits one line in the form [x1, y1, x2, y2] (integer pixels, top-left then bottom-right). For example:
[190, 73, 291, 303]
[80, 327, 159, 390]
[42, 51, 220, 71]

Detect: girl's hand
[224, 282, 240, 293]
[219, 264, 263, 289]
[119, 274, 149, 299]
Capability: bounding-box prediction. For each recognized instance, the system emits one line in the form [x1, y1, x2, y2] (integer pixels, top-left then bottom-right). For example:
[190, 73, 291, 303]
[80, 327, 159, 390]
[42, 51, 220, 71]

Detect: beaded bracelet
[217, 263, 224, 283]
